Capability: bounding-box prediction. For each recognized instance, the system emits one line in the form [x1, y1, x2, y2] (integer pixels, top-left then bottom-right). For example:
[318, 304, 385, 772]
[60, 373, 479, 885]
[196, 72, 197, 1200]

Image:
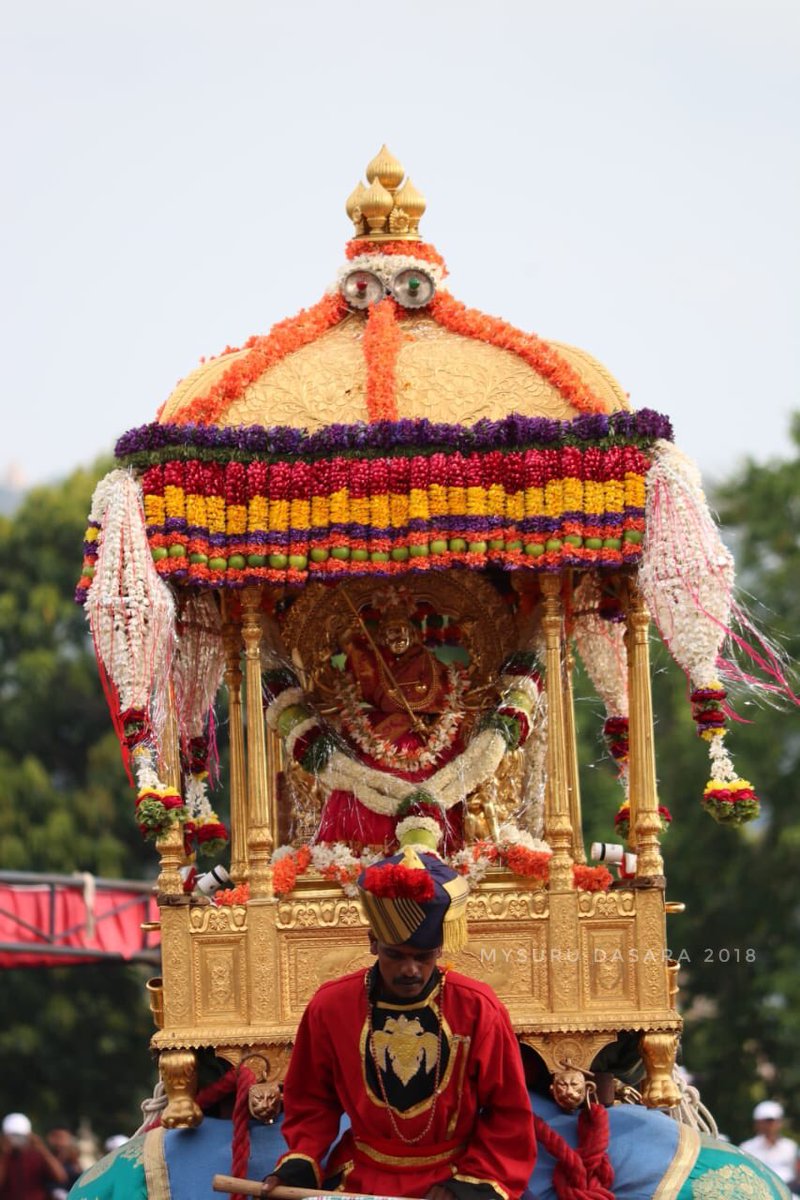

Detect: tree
[0, 465, 158, 1134]
[573, 424, 800, 1142]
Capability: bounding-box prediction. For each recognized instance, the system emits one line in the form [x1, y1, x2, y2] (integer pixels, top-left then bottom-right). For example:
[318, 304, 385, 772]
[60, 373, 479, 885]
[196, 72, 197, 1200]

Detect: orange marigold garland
[363, 297, 403, 422]
[174, 292, 348, 427]
[429, 291, 608, 416]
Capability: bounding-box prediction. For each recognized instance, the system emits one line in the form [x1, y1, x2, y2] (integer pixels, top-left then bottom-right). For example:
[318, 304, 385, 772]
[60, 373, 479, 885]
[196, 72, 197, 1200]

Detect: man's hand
[261, 1176, 280, 1194]
[425, 1187, 455, 1200]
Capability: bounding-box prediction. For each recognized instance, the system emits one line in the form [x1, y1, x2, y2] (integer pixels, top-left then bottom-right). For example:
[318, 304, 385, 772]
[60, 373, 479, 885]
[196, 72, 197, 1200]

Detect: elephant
[70, 1093, 791, 1200]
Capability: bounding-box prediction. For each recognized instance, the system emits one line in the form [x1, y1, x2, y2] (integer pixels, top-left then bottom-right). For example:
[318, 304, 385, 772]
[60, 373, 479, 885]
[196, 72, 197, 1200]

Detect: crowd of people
[0, 1116, 127, 1200]
[739, 1100, 800, 1197]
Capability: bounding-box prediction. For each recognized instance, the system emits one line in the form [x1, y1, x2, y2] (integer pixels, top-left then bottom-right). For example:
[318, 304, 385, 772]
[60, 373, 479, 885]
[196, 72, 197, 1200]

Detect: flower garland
[362, 297, 403, 422]
[103, 417, 660, 592]
[335, 662, 467, 772]
[614, 803, 672, 842]
[173, 593, 229, 856]
[84, 471, 182, 841]
[429, 291, 609, 416]
[114, 408, 672, 464]
[261, 653, 540, 819]
[639, 442, 761, 823]
[269, 841, 381, 898]
[171, 292, 348, 427]
[263, 823, 611, 900]
[85, 470, 176, 718]
[344, 239, 447, 272]
[603, 716, 630, 771]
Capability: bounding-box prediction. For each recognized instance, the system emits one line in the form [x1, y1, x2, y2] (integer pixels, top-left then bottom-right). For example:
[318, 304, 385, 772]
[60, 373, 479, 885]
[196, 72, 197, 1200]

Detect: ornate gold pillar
[625, 580, 664, 879]
[240, 587, 273, 897]
[540, 574, 574, 890]
[156, 686, 184, 896]
[223, 618, 249, 884]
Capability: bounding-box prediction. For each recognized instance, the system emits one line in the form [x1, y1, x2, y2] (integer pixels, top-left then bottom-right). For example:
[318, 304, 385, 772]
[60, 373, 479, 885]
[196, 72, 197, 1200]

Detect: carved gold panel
[193, 937, 247, 1024]
[189, 904, 247, 934]
[161, 906, 193, 1028]
[580, 926, 637, 1010]
[452, 925, 548, 1009]
[284, 931, 374, 1019]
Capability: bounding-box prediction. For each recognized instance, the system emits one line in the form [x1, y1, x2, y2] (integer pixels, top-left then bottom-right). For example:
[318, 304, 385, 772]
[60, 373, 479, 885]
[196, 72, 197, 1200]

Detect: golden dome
[158, 311, 629, 428]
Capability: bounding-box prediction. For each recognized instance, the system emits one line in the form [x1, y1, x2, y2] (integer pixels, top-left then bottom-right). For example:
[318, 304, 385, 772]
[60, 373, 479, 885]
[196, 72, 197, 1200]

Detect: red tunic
[275, 968, 536, 1200]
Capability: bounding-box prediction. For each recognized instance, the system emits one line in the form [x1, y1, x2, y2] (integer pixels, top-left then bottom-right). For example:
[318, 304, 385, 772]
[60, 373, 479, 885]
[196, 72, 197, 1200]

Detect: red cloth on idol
[275, 968, 536, 1199]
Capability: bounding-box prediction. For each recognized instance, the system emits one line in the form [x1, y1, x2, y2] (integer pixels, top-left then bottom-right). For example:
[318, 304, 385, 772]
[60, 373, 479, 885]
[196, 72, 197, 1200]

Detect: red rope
[533, 1106, 616, 1200]
[196, 1068, 237, 1111]
[577, 1104, 615, 1199]
[230, 1064, 257, 1200]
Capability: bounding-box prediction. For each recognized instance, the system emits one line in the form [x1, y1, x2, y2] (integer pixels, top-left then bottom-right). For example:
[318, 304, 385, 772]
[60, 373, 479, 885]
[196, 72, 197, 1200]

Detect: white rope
[666, 1067, 719, 1136]
[132, 1080, 168, 1136]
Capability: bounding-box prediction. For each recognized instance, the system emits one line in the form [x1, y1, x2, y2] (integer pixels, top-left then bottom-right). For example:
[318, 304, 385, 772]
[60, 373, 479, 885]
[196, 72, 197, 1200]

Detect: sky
[1, 0, 799, 491]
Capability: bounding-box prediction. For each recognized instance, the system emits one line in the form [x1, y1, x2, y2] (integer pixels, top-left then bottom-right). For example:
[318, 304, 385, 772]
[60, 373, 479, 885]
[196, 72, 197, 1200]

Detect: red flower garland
[173, 292, 348, 426]
[363, 297, 403, 422]
[429, 292, 609, 416]
[361, 863, 435, 901]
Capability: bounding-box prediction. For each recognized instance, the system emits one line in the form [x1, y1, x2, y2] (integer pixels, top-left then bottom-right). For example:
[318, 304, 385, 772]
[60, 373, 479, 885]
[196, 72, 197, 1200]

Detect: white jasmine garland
[708, 731, 737, 784]
[271, 845, 297, 863]
[85, 469, 176, 734]
[640, 441, 734, 692]
[395, 815, 443, 844]
[449, 848, 492, 888]
[316, 726, 508, 815]
[496, 822, 551, 854]
[285, 716, 323, 761]
[572, 573, 629, 717]
[265, 687, 307, 731]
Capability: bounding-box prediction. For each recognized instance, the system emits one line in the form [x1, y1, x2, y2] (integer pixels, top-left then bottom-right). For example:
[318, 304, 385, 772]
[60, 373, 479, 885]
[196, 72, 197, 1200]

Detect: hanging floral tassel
[173, 592, 228, 855]
[638, 441, 761, 823]
[85, 469, 182, 838]
[572, 573, 631, 820]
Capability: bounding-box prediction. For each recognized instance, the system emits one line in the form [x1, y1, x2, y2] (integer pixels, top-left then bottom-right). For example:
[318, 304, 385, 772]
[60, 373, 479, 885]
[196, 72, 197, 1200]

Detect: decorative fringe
[442, 908, 468, 954]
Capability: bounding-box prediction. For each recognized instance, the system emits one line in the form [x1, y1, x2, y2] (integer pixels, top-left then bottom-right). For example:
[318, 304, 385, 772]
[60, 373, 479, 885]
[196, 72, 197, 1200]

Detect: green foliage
[0, 463, 158, 1132]
[573, 424, 800, 1143]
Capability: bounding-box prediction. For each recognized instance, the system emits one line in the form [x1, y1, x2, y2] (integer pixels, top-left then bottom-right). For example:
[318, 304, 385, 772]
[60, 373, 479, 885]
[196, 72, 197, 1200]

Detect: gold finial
[346, 182, 367, 237]
[359, 178, 394, 236]
[348, 146, 426, 242]
[393, 178, 426, 236]
[366, 144, 405, 192]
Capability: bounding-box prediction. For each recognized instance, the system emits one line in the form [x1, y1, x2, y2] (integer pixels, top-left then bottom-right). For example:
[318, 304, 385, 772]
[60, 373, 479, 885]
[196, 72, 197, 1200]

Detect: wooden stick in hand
[212, 1173, 407, 1200]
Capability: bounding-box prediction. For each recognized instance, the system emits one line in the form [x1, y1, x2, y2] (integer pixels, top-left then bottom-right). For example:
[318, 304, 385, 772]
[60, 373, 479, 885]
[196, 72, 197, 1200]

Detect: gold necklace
[376, 647, 439, 713]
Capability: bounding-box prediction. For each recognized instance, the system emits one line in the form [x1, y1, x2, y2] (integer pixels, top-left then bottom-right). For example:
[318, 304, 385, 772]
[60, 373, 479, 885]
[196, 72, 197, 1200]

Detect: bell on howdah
[72, 146, 794, 1200]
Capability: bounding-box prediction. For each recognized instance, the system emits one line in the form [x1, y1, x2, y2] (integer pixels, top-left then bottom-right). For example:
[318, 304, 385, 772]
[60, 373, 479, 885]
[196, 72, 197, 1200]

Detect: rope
[133, 1068, 238, 1136]
[533, 1107, 616, 1200]
[229, 1064, 257, 1200]
[577, 1104, 615, 1199]
[667, 1067, 719, 1137]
